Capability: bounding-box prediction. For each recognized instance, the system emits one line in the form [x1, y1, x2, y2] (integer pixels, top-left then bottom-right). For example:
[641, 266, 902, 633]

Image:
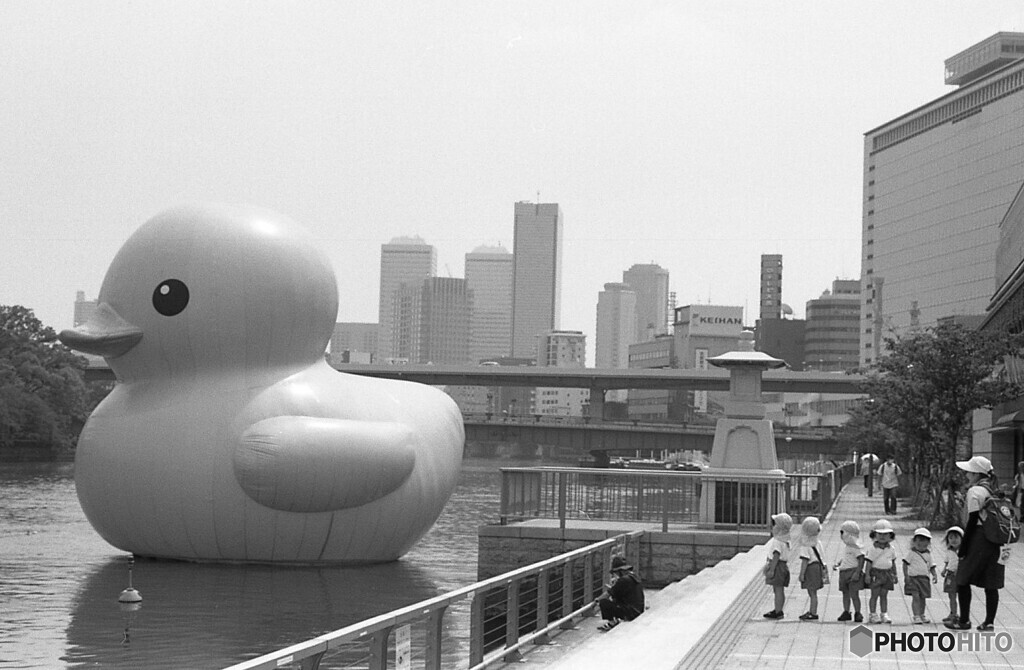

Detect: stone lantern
[697, 341, 788, 528]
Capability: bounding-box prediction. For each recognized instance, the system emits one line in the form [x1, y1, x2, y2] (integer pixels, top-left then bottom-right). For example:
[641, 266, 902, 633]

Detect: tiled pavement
[502, 479, 1024, 669]
[707, 480, 1024, 669]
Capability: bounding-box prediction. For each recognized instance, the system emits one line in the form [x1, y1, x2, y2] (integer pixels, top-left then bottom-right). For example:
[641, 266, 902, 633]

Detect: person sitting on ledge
[596, 555, 645, 631]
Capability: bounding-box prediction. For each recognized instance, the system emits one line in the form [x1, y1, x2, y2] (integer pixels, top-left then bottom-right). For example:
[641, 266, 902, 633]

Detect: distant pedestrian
[797, 516, 828, 620]
[902, 528, 937, 624]
[860, 454, 876, 495]
[864, 519, 898, 624]
[596, 555, 644, 631]
[762, 512, 793, 619]
[876, 456, 903, 514]
[1013, 461, 1024, 510]
[946, 456, 1004, 632]
[941, 526, 964, 624]
[833, 520, 865, 622]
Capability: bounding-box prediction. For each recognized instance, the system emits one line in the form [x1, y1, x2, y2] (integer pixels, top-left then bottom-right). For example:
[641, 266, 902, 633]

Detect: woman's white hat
[956, 455, 993, 474]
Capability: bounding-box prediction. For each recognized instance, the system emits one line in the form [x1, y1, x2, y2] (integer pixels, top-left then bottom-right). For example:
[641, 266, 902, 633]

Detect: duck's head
[59, 204, 339, 381]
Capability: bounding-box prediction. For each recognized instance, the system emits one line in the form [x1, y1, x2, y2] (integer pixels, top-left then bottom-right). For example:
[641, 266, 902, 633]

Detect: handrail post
[661, 478, 669, 532]
[558, 472, 568, 530]
[534, 568, 551, 645]
[559, 559, 575, 630]
[367, 626, 393, 670]
[504, 578, 523, 662]
[500, 470, 510, 524]
[424, 606, 447, 670]
[583, 553, 595, 604]
[470, 593, 485, 666]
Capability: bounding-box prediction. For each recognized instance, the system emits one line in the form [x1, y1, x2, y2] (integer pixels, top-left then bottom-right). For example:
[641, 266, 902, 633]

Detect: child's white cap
[839, 520, 860, 536]
[801, 516, 821, 536]
[945, 526, 964, 537]
[912, 527, 932, 540]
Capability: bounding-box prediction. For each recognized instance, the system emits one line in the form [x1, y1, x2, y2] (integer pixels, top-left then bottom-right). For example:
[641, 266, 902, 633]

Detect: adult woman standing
[946, 455, 1003, 631]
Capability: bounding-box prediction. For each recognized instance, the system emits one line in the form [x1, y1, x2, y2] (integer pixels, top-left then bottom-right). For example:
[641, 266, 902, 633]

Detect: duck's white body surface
[62, 204, 464, 563]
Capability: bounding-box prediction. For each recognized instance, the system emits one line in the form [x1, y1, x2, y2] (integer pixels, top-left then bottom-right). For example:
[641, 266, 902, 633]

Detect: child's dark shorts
[869, 567, 894, 591]
[839, 567, 865, 591]
[942, 571, 957, 594]
[765, 561, 790, 587]
[904, 574, 931, 598]
[801, 561, 824, 590]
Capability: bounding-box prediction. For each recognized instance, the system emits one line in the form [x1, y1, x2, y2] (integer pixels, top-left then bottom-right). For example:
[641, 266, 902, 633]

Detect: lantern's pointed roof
[707, 351, 787, 369]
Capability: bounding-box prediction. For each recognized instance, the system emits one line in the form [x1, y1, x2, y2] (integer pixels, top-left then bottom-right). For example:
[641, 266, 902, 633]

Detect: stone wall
[478, 524, 767, 587]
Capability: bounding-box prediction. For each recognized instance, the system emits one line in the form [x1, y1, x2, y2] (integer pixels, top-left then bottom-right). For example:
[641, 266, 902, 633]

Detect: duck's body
[61, 204, 463, 563]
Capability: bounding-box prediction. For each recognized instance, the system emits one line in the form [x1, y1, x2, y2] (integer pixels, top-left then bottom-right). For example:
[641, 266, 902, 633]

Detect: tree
[858, 322, 1024, 526]
[0, 305, 92, 450]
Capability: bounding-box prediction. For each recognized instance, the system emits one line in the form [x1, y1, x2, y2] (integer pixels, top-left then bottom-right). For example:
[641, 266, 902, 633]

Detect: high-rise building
[760, 255, 783, 321]
[622, 263, 670, 342]
[595, 282, 637, 370]
[534, 330, 588, 416]
[329, 322, 379, 364]
[756, 318, 806, 371]
[627, 335, 682, 422]
[804, 279, 861, 372]
[74, 291, 98, 327]
[860, 32, 1024, 366]
[419, 277, 472, 365]
[378, 236, 436, 362]
[596, 282, 636, 404]
[511, 202, 563, 359]
[465, 244, 513, 363]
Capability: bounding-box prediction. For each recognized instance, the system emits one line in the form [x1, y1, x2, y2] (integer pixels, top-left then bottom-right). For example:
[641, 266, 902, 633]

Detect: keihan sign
[677, 305, 744, 337]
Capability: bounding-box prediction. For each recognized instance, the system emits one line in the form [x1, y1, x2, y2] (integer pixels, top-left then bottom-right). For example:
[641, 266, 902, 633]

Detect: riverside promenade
[500, 479, 1024, 669]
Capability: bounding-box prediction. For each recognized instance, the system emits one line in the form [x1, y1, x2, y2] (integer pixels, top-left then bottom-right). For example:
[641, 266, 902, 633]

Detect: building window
[867, 239, 873, 245]
[867, 195, 875, 201]
[868, 180, 875, 186]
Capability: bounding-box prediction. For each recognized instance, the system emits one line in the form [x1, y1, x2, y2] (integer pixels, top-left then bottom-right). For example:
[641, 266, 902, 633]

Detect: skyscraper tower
[465, 244, 513, 363]
[595, 282, 637, 370]
[760, 255, 783, 321]
[511, 202, 563, 359]
[622, 263, 670, 343]
[378, 236, 436, 362]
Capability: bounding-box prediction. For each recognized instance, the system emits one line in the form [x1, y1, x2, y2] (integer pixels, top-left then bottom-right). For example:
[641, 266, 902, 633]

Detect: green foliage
[0, 305, 92, 449]
[856, 322, 1024, 525]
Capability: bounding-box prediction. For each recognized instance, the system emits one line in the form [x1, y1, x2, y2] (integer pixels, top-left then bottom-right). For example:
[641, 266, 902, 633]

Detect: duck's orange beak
[59, 302, 142, 358]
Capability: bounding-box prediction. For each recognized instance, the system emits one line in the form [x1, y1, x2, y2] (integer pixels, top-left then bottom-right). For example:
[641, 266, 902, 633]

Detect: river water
[0, 457, 529, 669]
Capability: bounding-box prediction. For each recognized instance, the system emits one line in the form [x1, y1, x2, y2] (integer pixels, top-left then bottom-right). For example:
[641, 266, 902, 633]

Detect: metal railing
[500, 463, 856, 530]
[222, 530, 644, 670]
[501, 466, 702, 531]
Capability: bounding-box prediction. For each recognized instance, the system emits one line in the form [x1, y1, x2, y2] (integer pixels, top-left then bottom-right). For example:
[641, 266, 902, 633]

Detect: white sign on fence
[396, 624, 411, 670]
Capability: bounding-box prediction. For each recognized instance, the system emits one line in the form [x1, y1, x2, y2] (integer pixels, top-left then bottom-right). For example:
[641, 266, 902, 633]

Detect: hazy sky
[4, 2, 1023, 363]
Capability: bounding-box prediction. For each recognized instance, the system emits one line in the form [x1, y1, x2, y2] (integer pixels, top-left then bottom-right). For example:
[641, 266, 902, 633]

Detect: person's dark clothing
[883, 487, 898, 515]
[599, 571, 644, 621]
[955, 478, 1004, 626]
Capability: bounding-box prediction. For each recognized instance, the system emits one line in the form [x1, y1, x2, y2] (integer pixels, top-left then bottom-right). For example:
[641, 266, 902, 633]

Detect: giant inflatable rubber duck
[59, 203, 464, 563]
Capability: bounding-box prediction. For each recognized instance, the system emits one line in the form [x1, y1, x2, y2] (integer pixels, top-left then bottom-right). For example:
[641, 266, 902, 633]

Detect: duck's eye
[152, 279, 189, 316]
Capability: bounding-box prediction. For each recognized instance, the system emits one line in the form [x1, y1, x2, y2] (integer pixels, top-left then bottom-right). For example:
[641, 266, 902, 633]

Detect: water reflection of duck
[65, 556, 446, 668]
[60, 204, 464, 563]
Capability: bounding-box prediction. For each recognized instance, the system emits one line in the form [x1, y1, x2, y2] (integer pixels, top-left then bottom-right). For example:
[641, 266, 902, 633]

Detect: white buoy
[118, 555, 142, 604]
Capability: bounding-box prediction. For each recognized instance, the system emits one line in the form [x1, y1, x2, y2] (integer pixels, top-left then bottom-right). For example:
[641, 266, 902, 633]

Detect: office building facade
[673, 305, 744, 418]
[465, 244, 513, 363]
[804, 279, 860, 372]
[378, 236, 436, 362]
[329, 322, 379, 365]
[512, 202, 563, 359]
[622, 263, 670, 342]
[535, 330, 588, 416]
[860, 33, 1024, 365]
[595, 282, 637, 370]
[760, 255, 783, 321]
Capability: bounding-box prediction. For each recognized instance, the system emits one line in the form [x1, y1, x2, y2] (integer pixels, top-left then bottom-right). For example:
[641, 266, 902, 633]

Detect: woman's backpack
[980, 482, 1021, 544]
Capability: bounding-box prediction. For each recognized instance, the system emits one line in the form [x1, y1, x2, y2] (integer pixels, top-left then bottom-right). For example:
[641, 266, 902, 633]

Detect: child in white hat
[797, 516, 828, 620]
[763, 512, 793, 619]
[941, 526, 964, 624]
[833, 520, 865, 622]
[903, 528, 938, 624]
[864, 519, 898, 623]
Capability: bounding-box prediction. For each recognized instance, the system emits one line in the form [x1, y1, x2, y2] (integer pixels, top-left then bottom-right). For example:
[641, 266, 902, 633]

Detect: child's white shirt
[865, 543, 896, 570]
[767, 537, 790, 562]
[944, 549, 959, 573]
[798, 539, 824, 564]
[903, 548, 933, 577]
[837, 542, 864, 570]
